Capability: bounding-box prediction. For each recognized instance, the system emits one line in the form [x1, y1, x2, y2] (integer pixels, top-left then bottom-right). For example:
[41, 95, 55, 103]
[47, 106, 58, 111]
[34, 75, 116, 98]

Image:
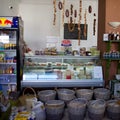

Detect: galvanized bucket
[68, 98, 87, 120]
[76, 89, 93, 101]
[106, 99, 120, 120]
[87, 99, 106, 120]
[45, 100, 65, 120]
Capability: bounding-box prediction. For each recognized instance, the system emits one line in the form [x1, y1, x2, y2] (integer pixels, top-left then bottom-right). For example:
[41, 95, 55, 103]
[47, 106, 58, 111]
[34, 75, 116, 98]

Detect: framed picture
[64, 23, 88, 40]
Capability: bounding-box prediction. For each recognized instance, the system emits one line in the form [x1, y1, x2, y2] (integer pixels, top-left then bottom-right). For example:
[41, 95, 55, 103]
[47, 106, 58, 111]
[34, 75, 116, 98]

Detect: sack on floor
[32, 101, 46, 120]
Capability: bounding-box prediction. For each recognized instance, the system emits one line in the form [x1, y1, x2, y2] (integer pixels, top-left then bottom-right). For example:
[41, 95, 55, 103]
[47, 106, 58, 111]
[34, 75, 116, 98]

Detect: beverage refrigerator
[0, 16, 24, 96]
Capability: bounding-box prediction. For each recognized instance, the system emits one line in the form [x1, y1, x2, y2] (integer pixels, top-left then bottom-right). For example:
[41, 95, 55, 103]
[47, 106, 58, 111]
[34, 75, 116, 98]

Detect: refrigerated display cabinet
[21, 55, 104, 88]
[0, 16, 24, 96]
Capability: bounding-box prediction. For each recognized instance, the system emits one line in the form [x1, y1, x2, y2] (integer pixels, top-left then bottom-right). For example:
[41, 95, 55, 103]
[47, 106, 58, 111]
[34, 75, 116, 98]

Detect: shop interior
[0, 0, 120, 120]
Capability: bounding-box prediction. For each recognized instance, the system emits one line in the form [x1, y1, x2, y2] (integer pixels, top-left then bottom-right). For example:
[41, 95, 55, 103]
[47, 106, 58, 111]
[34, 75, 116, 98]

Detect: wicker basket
[45, 100, 65, 120]
[94, 88, 110, 100]
[38, 90, 56, 103]
[76, 89, 93, 101]
[68, 98, 87, 120]
[106, 100, 120, 120]
[19, 87, 37, 106]
[87, 99, 106, 120]
[57, 89, 75, 102]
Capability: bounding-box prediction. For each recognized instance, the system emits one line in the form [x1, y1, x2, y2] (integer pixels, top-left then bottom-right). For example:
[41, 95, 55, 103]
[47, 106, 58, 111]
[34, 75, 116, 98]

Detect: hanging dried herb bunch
[58, 1, 63, 10]
[62, 0, 65, 26]
[53, 0, 57, 25]
[78, 0, 82, 45]
[68, 19, 76, 32]
[84, 9, 87, 38]
[65, 9, 69, 18]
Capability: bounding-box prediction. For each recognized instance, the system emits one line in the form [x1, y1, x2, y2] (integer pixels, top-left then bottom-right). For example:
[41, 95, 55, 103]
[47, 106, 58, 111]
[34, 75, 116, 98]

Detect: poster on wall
[64, 23, 88, 40]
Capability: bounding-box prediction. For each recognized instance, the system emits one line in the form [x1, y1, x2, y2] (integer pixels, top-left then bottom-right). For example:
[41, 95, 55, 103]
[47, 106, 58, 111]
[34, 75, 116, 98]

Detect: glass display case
[21, 55, 104, 88]
[0, 16, 24, 96]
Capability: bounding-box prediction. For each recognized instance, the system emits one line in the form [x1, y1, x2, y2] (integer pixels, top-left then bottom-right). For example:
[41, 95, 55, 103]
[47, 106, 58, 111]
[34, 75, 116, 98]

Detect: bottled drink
[108, 31, 112, 40]
[111, 32, 115, 40]
[116, 32, 120, 40]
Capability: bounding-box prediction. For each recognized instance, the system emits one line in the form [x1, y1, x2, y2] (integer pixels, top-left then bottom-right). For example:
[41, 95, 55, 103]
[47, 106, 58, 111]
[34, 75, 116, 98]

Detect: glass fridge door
[0, 29, 17, 96]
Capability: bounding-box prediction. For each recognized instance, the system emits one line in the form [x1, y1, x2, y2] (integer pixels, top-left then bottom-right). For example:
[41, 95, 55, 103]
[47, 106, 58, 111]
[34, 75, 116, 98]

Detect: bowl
[108, 22, 120, 29]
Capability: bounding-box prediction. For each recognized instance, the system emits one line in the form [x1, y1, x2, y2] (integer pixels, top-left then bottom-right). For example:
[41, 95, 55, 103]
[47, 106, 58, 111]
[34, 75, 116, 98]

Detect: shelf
[0, 74, 16, 76]
[0, 50, 16, 52]
[0, 27, 18, 30]
[104, 40, 120, 43]
[21, 79, 104, 87]
[0, 82, 16, 85]
[25, 55, 100, 60]
[24, 66, 67, 70]
[103, 39, 120, 79]
[0, 63, 16, 65]
[103, 58, 120, 60]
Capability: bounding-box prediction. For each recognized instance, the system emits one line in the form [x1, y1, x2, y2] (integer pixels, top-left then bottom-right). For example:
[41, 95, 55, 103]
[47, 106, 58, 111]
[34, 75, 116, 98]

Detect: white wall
[19, 0, 60, 51]
[60, 0, 98, 50]
[0, 0, 20, 16]
[19, 0, 98, 52]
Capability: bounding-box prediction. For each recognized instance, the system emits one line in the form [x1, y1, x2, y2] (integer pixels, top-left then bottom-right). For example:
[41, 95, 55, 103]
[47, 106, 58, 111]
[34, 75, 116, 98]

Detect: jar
[86, 51, 92, 56]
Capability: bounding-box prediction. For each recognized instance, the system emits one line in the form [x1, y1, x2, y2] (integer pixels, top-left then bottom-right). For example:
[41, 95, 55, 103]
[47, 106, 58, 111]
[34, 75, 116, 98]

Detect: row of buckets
[36, 88, 120, 120]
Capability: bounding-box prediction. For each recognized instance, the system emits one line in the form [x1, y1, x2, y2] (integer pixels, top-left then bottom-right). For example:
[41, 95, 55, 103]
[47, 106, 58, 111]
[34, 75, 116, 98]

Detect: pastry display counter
[21, 55, 104, 88]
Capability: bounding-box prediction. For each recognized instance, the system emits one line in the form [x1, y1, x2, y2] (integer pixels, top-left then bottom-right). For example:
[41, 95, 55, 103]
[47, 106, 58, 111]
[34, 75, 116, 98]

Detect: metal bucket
[45, 100, 65, 120]
[68, 98, 87, 120]
[106, 100, 120, 120]
[38, 90, 56, 103]
[94, 88, 110, 100]
[76, 89, 93, 101]
[87, 99, 106, 120]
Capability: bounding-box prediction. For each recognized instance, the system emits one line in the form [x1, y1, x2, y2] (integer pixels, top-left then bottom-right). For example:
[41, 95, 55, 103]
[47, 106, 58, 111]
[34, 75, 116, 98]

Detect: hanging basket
[19, 87, 37, 106]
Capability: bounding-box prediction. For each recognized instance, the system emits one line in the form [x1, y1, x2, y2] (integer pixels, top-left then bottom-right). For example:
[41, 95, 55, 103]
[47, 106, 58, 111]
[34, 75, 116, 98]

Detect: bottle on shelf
[13, 56, 17, 63]
[108, 31, 112, 40]
[111, 32, 115, 40]
[116, 32, 120, 40]
[9, 66, 13, 74]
